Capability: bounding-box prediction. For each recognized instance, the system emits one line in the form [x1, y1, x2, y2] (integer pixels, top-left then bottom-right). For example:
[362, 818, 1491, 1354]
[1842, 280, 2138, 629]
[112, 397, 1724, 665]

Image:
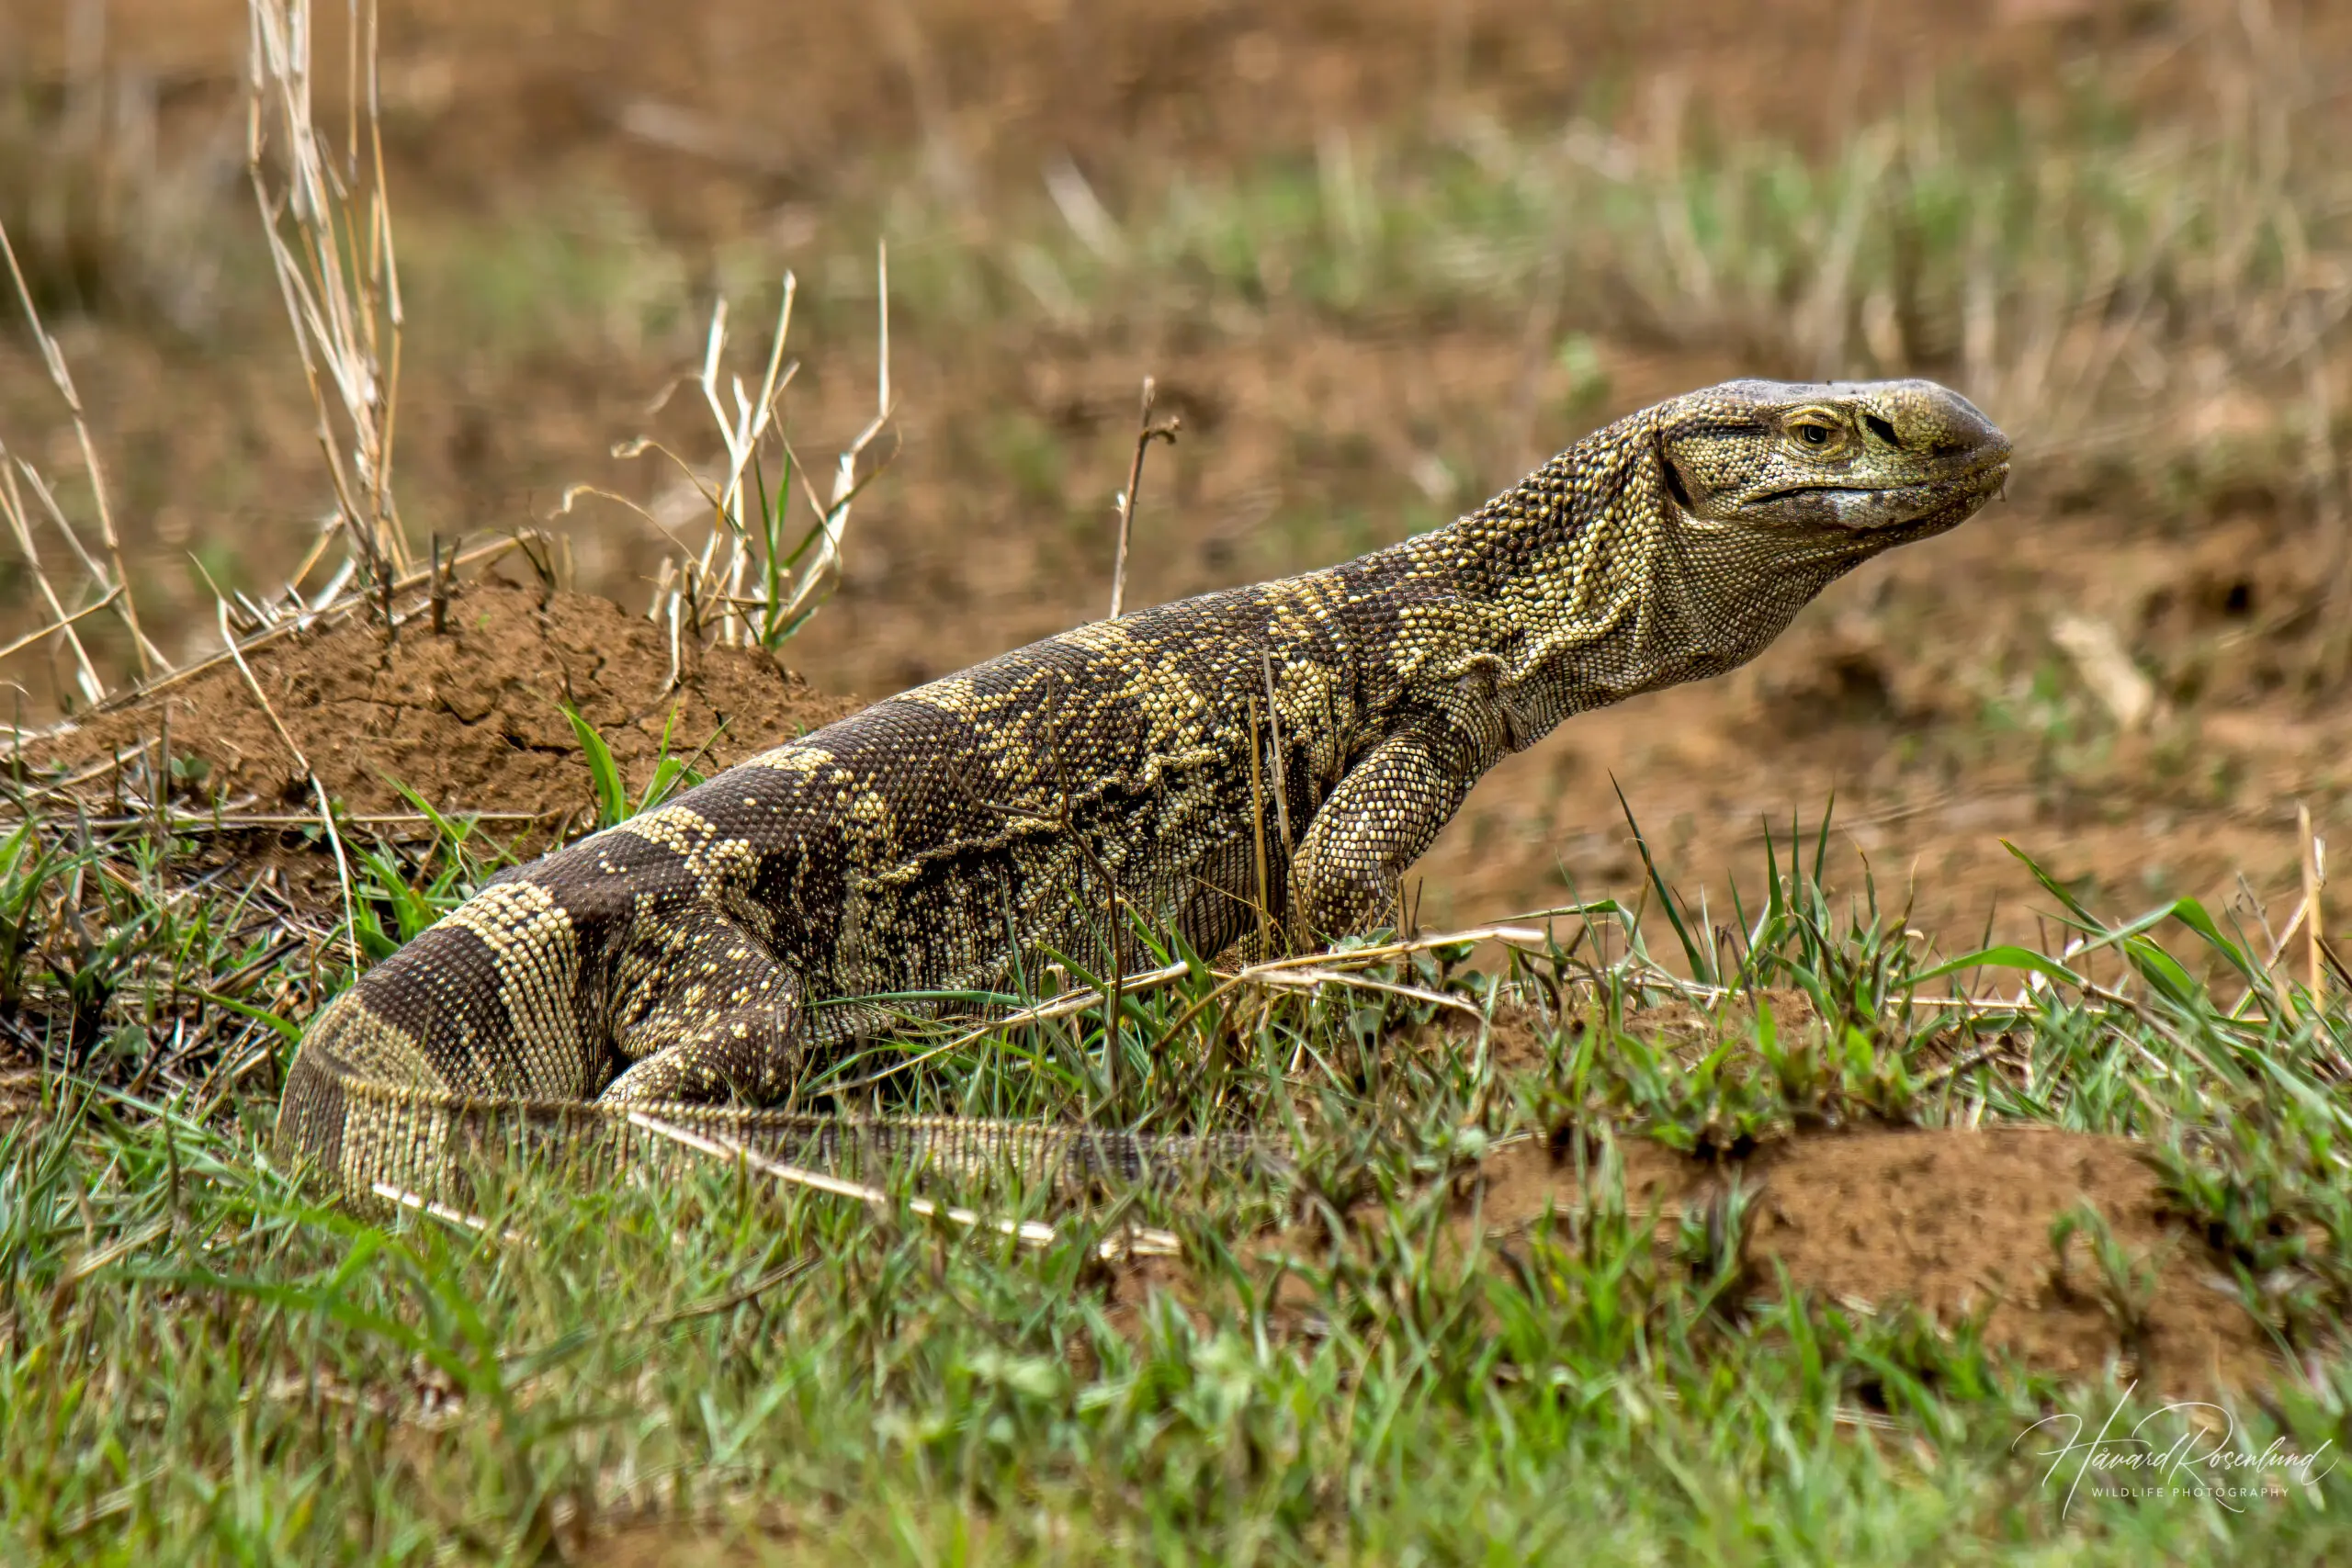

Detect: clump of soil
[1476, 1125, 2271, 1398]
[35, 580, 864, 836]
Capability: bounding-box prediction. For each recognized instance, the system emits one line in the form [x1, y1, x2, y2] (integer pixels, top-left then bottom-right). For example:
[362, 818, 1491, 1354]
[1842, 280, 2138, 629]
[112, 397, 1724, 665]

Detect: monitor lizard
[274, 378, 2009, 1204]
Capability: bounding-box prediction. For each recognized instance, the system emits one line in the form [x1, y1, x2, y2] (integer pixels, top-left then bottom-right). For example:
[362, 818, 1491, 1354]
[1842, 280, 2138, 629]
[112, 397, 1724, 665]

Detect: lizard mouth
[1747, 482, 1892, 505]
[1749, 456, 2010, 521]
[1751, 460, 2009, 507]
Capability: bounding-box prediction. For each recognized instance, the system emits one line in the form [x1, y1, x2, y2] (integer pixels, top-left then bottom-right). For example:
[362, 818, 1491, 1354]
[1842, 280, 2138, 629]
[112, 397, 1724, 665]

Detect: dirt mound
[37, 580, 863, 837]
[1475, 1125, 2271, 1399]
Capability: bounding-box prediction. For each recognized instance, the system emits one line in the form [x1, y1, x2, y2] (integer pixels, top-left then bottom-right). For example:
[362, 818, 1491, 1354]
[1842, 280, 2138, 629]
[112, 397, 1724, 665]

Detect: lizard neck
[1434, 412, 1883, 750]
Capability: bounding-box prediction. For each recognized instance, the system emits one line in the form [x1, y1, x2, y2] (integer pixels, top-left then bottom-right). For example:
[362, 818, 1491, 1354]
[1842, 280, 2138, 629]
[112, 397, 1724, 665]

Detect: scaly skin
[277, 378, 2009, 1201]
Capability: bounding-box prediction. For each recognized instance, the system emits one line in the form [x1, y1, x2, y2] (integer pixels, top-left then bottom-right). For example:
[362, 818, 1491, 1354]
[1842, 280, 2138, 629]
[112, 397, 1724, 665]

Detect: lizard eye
[1792, 419, 1837, 446]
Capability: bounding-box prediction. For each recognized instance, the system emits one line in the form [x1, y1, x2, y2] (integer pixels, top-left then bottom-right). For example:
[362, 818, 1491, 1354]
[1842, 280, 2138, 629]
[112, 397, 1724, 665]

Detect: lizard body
[277, 379, 2008, 1201]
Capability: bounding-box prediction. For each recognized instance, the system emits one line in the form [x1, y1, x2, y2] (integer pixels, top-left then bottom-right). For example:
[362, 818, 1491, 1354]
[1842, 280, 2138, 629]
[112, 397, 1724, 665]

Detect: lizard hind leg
[597, 901, 808, 1107]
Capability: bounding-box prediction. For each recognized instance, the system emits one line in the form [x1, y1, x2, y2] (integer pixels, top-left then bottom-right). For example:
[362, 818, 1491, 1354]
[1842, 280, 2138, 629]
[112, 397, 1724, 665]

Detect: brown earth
[9, 0, 2208, 180]
[34, 577, 861, 840]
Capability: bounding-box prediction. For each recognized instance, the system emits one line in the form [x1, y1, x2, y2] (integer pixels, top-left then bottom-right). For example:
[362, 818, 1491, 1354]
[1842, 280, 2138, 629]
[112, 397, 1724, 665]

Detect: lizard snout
[1871, 381, 2011, 472]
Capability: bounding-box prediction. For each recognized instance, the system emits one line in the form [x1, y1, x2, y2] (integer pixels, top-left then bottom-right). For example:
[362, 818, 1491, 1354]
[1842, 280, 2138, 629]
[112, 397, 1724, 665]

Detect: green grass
[6, 781, 2352, 1562]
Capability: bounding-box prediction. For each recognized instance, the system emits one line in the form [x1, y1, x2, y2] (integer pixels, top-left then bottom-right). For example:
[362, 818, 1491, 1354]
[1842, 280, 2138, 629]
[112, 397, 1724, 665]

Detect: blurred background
[3, 0, 2350, 942]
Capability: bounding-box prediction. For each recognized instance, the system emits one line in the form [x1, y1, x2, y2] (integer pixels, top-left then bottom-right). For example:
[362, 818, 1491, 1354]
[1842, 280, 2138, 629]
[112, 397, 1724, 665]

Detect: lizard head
[1654, 378, 2010, 549]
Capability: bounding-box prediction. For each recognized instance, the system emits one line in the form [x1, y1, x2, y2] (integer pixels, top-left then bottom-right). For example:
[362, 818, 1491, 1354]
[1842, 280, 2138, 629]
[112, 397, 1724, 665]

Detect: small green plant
[558, 702, 718, 832]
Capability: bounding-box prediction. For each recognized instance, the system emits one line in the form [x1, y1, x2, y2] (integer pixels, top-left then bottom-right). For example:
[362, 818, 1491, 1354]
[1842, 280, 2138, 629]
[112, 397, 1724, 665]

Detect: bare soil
[37, 578, 860, 840]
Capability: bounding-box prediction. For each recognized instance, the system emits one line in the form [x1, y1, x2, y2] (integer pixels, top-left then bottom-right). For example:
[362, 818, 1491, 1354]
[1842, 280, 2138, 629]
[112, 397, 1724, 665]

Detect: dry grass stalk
[1107, 377, 1181, 620]
[701, 282, 798, 548]
[627, 1111, 1181, 1259]
[780, 241, 895, 637]
[1246, 965, 1485, 1020]
[55, 1219, 175, 1290]
[369, 1182, 530, 1247]
[0, 222, 161, 682]
[0, 220, 166, 712]
[2301, 800, 2326, 1001]
[245, 0, 411, 587]
[566, 245, 892, 655]
[0, 458, 107, 708]
[0, 589, 119, 669]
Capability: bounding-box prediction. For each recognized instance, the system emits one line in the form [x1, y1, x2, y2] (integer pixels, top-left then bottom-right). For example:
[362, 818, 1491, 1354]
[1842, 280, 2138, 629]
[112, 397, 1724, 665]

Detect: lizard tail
[277, 1026, 1275, 1213]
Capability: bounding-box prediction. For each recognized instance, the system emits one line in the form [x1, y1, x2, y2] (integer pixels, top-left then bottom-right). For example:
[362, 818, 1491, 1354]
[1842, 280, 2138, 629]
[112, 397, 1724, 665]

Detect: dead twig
[0, 590, 121, 667]
[627, 1111, 1181, 1259]
[369, 1183, 531, 1248]
[1107, 378, 1181, 621]
[0, 217, 162, 678]
[0, 458, 108, 707]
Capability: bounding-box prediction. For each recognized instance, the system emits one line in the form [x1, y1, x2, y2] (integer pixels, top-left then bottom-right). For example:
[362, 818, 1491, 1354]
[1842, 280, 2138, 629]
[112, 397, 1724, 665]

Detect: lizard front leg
[1288, 729, 1478, 943]
[597, 902, 807, 1105]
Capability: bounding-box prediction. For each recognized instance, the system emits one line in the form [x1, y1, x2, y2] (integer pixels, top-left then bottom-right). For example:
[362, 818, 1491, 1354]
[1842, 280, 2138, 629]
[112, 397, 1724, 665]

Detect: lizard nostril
[1862, 413, 1899, 447]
